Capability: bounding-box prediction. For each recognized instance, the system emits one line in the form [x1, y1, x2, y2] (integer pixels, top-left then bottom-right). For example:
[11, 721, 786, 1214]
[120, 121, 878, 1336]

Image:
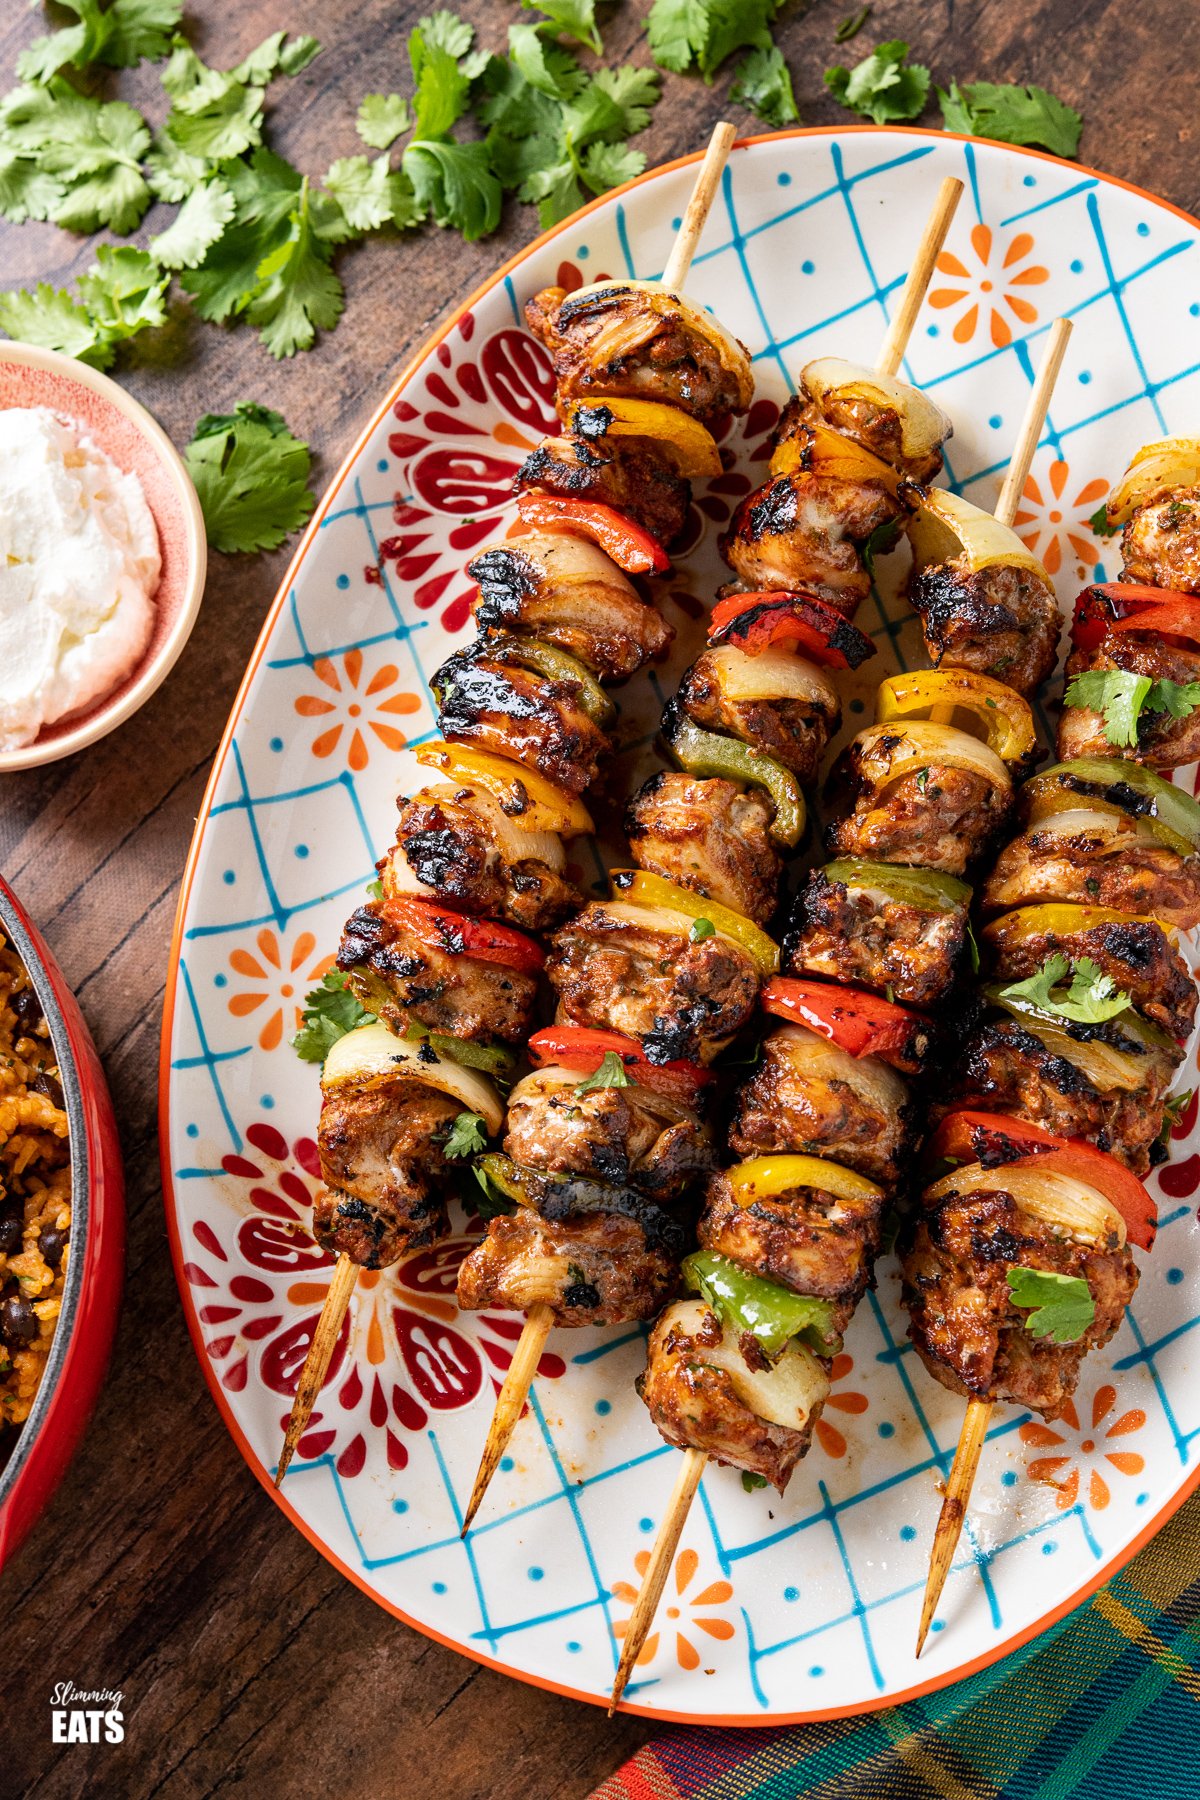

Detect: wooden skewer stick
[914, 314, 1072, 1652]
[915, 1396, 993, 1656]
[609, 174, 966, 1712]
[876, 177, 964, 378]
[609, 1448, 707, 1715]
[457, 123, 738, 1540]
[460, 1300, 554, 1535]
[275, 1250, 358, 1488]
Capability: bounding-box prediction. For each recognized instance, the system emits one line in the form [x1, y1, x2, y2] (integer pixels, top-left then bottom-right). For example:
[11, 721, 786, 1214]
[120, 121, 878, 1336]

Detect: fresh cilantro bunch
[184, 403, 315, 555]
[0, 78, 153, 233]
[18, 0, 183, 84]
[825, 39, 930, 124]
[999, 953, 1132, 1026]
[939, 81, 1082, 158]
[0, 244, 167, 368]
[1064, 667, 1200, 749]
[647, 0, 799, 130]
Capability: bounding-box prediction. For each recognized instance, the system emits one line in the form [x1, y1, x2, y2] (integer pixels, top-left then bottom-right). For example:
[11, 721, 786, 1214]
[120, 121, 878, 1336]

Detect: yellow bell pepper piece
[1105, 437, 1200, 527]
[415, 741, 593, 836]
[876, 670, 1037, 765]
[982, 903, 1176, 949]
[727, 1154, 884, 1208]
[769, 422, 906, 502]
[610, 869, 779, 976]
[564, 397, 722, 478]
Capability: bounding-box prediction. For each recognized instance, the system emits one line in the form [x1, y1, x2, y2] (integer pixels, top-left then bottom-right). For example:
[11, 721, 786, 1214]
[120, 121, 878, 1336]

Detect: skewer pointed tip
[460, 1302, 554, 1537]
[607, 1447, 708, 1714]
[915, 1397, 993, 1659]
[273, 1250, 358, 1494]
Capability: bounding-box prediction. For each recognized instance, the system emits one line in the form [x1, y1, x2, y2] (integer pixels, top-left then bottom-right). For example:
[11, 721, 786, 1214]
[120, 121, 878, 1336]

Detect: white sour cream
[0, 407, 160, 750]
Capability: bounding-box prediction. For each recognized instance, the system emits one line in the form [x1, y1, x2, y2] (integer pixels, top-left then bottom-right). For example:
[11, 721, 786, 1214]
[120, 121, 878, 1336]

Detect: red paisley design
[480, 328, 558, 433]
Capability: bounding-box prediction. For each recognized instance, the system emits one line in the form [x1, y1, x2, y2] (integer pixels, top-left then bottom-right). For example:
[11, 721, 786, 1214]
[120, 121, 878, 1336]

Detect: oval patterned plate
[161, 127, 1200, 1722]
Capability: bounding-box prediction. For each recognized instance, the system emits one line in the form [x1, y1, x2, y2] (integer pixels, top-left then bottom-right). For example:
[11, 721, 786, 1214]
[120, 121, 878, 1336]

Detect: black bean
[38, 1226, 66, 1270]
[0, 1294, 37, 1344]
[0, 1214, 21, 1255]
[12, 987, 43, 1030]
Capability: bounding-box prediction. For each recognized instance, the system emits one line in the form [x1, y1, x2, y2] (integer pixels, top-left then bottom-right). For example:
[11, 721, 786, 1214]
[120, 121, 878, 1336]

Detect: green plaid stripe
[594, 1493, 1200, 1800]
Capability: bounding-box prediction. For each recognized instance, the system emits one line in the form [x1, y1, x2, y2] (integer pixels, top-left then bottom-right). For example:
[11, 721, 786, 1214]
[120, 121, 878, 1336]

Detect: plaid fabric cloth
[593, 1489, 1200, 1799]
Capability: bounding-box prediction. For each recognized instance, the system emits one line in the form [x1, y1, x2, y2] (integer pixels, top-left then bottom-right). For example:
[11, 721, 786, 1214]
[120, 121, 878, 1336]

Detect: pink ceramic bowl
[0, 874, 124, 1569]
[0, 342, 207, 772]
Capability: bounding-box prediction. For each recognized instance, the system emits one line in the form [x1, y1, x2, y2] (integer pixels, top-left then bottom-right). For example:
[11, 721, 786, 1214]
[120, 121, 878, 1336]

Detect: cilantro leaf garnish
[0, 244, 168, 368]
[326, 155, 421, 232]
[730, 45, 800, 129]
[1065, 668, 1200, 749]
[356, 93, 413, 151]
[937, 81, 1082, 159]
[999, 952, 1132, 1025]
[1088, 501, 1119, 539]
[862, 515, 903, 577]
[575, 1050, 633, 1093]
[1158, 1087, 1195, 1150]
[18, 0, 183, 84]
[149, 177, 235, 269]
[443, 1111, 489, 1159]
[522, 0, 604, 55]
[0, 79, 152, 234]
[1006, 1267, 1095, 1343]
[184, 401, 315, 554]
[403, 139, 502, 241]
[689, 917, 716, 942]
[741, 1470, 769, 1491]
[825, 39, 930, 124]
[647, 0, 780, 81]
[291, 970, 375, 1064]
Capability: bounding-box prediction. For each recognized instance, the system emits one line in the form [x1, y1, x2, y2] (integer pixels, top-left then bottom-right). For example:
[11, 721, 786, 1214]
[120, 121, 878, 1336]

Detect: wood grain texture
[1, 2, 1197, 1793]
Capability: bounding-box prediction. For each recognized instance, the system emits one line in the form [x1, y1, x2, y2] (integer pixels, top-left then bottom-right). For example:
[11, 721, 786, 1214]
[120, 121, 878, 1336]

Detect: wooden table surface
[3, 2, 1198, 1793]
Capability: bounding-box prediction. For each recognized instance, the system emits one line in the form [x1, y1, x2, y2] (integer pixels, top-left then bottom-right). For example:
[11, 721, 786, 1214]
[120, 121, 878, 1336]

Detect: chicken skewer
[275, 124, 746, 1488]
[608, 183, 994, 1711]
[911, 431, 1200, 1650]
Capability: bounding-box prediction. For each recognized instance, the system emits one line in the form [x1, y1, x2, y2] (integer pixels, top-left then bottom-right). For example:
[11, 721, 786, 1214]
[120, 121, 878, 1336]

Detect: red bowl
[0, 876, 124, 1569]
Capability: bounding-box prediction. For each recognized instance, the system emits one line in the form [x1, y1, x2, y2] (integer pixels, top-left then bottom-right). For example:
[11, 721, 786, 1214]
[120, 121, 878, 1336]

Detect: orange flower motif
[1019, 1383, 1146, 1511]
[929, 224, 1049, 347]
[295, 650, 421, 770]
[228, 929, 333, 1051]
[611, 1546, 735, 1671]
[1015, 460, 1110, 575]
[814, 1351, 869, 1458]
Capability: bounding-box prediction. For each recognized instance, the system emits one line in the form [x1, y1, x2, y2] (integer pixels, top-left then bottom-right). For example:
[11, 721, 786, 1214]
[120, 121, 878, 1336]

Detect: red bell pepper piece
[514, 492, 670, 574]
[759, 977, 930, 1074]
[708, 589, 876, 670]
[1072, 583, 1200, 653]
[925, 1109, 1157, 1251]
[379, 898, 545, 975]
[526, 1025, 708, 1104]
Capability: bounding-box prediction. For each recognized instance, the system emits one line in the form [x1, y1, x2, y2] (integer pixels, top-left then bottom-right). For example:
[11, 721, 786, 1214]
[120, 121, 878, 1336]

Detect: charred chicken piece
[503, 1065, 714, 1199]
[984, 914, 1196, 1044]
[903, 1183, 1137, 1418]
[825, 757, 1012, 876]
[698, 1169, 883, 1326]
[546, 899, 760, 1063]
[911, 560, 1061, 697]
[638, 1300, 820, 1491]
[336, 901, 537, 1045]
[468, 531, 672, 682]
[315, 1079, 460, 1265]
[525, 283, 754, 427]
[785, 866, 967, 1008]
[432, 642, 610, 794]
[982, 825, 1200, 930]
[678, 646, 840, 785]
[513, 430, 691, 547]
[728, 1024, 913, 1190]
[1059, 632, 1200, 768]
[1122, 485, 1200, 594]
[456, 1205, 682, 1326]
[778, 382, 945, 486]
[625, 771, 781, 926]
[388, 786, 580, 933]
[720, 472, 901, 612]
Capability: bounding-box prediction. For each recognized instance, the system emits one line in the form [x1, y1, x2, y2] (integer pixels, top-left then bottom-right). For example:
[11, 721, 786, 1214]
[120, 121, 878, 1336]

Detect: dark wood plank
[1, 2, 1197, 1793]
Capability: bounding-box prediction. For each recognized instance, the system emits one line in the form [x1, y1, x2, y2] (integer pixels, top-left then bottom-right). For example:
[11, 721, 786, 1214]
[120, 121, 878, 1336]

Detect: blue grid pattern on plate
[166, 131, 1200, 1716]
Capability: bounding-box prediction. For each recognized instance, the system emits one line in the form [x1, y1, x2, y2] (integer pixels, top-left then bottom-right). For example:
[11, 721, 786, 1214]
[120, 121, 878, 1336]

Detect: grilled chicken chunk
[826, 759, 1011, 875]
[1059, 634, 1200, 768]
[777, 390, 944, 485]
[433, 643, 609, 794]
[930, 1017, 1179, 1174]
[625, 771, 781, 925]
[1122, 485, 1200, 593]
[678, 646, 840, 785]
[388, 786, 580, 932]
[456, 1206, 681, 1326]
[720, 472, 900, 612]
[911, 561, 1061, 696]
[903, 1185, 1137, 1418]
[698, 1169, 882, 1326]
[982, 825, 1200, 930]
[728, 1024, 912, 1190]
[514, 430, 690, 547]
[639, 1301, 817, 1491]
[469, 532, 672, 682]
[985, 915, 1196, 1044]
[546, 899, 760, 1063]
[504, 1066, 713, 1199]
[315, 1080, 459, 1265]
[785, 866, 967, 1007]
[525, 283, 754, 426]
[336, 902, 537, 1044]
